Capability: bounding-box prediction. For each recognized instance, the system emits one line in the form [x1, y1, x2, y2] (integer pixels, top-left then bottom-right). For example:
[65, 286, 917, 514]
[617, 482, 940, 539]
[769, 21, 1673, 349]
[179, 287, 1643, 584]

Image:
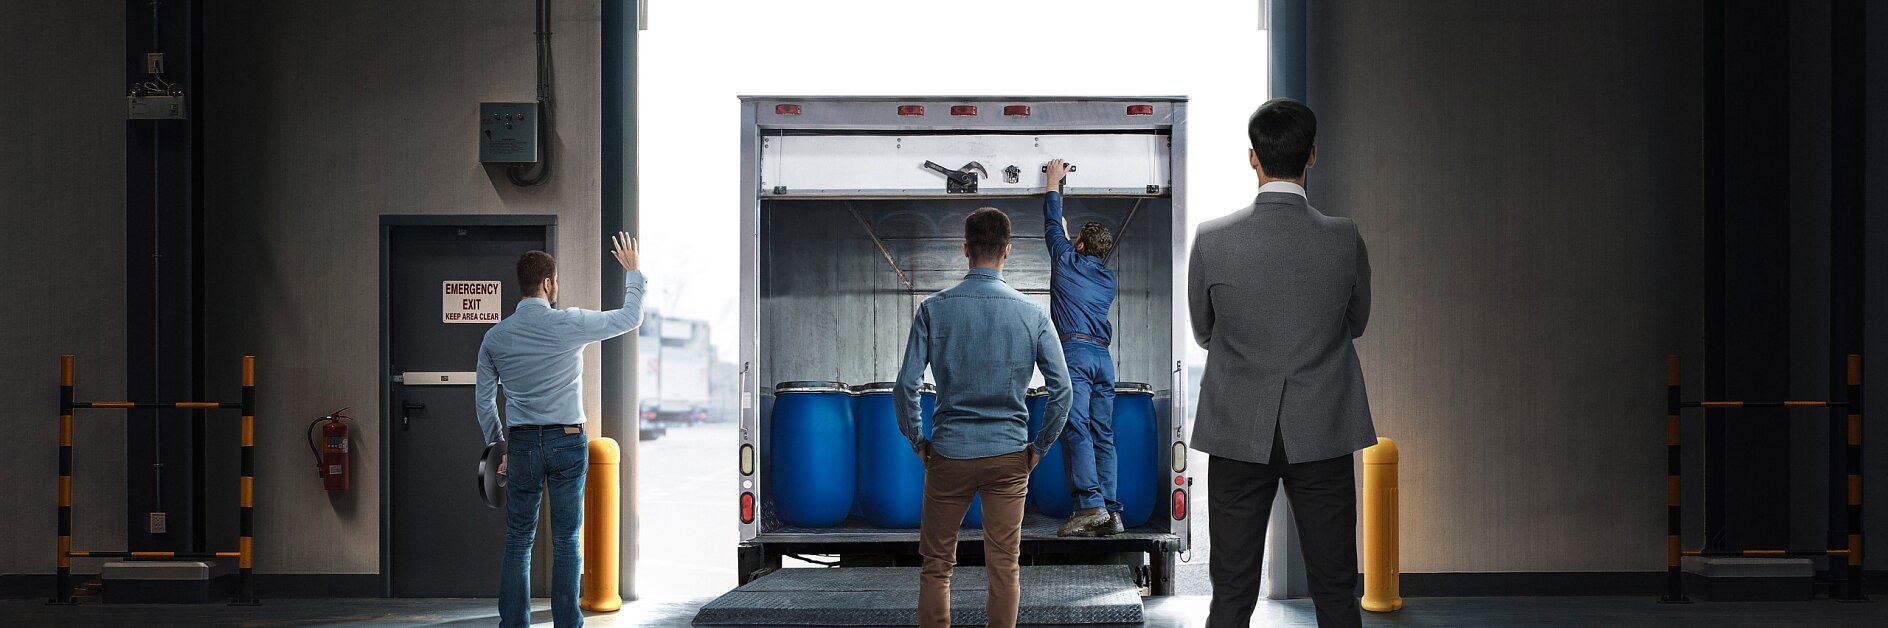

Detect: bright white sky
[639, 0, 1269, 366]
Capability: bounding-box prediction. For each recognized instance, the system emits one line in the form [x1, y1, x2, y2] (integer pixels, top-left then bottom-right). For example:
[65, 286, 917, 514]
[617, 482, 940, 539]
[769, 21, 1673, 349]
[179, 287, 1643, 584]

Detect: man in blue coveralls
[1043, 158, 1124, 537]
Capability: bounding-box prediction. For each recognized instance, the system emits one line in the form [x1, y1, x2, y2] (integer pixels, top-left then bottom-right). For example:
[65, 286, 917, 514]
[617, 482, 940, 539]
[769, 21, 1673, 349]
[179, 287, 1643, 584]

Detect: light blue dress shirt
[895, 267, 1074, 459]
[475, 271, 647, 443]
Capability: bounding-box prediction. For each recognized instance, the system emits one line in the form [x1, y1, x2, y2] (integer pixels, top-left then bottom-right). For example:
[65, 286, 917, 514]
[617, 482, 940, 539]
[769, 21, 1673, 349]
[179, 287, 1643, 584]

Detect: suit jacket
[1188, 191, 1375, 464]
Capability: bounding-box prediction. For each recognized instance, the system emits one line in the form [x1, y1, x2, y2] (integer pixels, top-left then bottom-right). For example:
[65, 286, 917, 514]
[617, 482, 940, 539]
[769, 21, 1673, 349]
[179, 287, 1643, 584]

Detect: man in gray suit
[1188, 98, 1374, 628]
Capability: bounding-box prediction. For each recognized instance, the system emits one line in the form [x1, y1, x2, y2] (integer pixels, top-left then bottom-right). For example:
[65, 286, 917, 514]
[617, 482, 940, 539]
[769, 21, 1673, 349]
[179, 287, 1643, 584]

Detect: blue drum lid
[775, 381, 851, 394]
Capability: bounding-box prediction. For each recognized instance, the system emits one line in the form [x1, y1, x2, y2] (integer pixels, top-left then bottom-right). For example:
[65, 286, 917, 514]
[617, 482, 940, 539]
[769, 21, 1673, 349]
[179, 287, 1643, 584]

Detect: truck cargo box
[734, 97, 1192, 595]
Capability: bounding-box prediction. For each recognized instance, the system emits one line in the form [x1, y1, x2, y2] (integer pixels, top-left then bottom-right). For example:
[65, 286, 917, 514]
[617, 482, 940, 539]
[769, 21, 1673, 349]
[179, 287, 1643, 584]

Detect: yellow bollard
[580, 437, 623, 612]
[1362, 437, 1402, 612]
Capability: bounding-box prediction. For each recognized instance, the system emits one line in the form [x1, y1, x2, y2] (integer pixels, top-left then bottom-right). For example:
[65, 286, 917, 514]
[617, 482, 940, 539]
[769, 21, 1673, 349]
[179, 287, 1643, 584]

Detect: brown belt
[1059, 333, 1109, 348]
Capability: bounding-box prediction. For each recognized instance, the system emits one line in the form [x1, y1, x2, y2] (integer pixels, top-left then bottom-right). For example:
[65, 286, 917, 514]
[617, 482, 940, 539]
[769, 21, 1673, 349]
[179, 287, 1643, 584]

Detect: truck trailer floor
[6, 594, 1888, 627]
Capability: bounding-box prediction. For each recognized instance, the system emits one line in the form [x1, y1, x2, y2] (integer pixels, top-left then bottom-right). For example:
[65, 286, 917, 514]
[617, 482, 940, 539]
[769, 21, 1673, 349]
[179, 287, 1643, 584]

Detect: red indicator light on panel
[1003, 105, 1031, 116]
[950, 105, 978, 116]
[740, 492, 755, 523]
[775, 104, 802, 115]
[1173, 489, 1187, 519]
[1127, 104, 1155, 116]
[896, 105, 925, 116]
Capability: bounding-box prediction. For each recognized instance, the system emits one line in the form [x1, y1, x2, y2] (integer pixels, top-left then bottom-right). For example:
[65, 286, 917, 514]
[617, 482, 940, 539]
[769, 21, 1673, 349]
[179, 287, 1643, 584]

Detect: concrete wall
[201, 0, 602, 574]
[1306, 0, 1705, 572]
[0, 1, 129, 577]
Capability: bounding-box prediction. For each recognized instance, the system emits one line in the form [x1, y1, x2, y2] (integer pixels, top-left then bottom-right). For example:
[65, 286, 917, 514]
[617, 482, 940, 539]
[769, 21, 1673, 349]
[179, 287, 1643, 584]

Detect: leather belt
[508, 423, 583, 431]
[1059, 332, 1110, 348]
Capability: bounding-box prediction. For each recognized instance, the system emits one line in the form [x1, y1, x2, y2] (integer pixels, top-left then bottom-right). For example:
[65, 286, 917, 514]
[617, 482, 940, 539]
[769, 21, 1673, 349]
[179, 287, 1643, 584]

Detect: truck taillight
[1003, 105, 1031, 116]
[1173, 489, 1186, 519]
[774, 104, 802, 115]
[740, 444, 754, 475]
[950, 105, 977, 116]
[896, 105, 925, 116]
[1127, 104, 1155, 116]
[740, 492, 755, 523]
[641, 410, 655, 420]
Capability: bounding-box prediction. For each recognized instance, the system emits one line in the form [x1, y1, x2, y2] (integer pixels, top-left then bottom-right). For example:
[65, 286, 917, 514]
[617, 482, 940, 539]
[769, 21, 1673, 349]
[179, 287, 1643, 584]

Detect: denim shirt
[895, 268, 1074, 459]
[1044, 192, 1117, 342]
[474, 271, 647, 444]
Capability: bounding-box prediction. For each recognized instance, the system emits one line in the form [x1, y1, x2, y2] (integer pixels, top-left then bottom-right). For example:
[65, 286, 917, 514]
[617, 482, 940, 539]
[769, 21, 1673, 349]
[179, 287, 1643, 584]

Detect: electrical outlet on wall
[148, 512, 167, 534]
[146, 53, 164, 74]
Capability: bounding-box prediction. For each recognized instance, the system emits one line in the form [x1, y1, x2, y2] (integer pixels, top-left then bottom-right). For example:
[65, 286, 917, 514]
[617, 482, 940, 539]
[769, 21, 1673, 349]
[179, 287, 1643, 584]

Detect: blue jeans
[501, 427, 588, 628]
[1058, 340, 1119, 513]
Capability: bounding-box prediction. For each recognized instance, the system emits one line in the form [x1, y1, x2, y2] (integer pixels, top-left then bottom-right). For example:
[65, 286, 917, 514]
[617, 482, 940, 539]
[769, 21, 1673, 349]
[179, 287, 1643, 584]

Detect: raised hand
[611, 231, 639, 271]
[1046, 158, 1071, 193]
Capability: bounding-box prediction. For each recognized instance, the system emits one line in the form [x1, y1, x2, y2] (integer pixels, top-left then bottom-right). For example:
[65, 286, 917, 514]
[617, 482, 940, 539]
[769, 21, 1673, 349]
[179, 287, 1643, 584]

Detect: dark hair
[964, 207, 1011, 262]
[517, 251, 556, 296]
[1077, 221, 1113, 258]
[1247, 98, 1317, 179]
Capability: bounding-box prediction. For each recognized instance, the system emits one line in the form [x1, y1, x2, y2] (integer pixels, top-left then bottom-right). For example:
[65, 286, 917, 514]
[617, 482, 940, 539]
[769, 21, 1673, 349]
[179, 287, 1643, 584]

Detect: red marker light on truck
[1173, 489, 1186, 519]
[950, 105, 978, 116]
[775, 104, 802, 115]
[896, 105, 925, 116]
[741, 492, 755, 523]
[1127, 104, 1155, 116]
[1003, 105, 1031, 116]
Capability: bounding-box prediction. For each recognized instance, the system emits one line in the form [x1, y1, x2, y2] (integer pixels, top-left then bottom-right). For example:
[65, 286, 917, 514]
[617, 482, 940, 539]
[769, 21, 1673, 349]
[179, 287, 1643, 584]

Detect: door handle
[402, 401, 426, 430]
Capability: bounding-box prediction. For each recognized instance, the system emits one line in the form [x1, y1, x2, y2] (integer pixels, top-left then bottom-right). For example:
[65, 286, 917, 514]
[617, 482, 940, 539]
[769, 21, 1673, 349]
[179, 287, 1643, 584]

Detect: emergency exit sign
[443, 281, 502, 323]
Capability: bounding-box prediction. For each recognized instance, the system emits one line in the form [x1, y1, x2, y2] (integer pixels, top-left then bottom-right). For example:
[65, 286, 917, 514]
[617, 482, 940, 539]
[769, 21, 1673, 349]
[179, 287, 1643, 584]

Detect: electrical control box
[479, 102, 539, 163]
[127, 95, 187, 120]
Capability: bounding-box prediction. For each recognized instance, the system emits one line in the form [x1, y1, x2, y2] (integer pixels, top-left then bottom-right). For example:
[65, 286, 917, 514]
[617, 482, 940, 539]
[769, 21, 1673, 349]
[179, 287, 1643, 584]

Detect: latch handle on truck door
[921, 160, 988, 193]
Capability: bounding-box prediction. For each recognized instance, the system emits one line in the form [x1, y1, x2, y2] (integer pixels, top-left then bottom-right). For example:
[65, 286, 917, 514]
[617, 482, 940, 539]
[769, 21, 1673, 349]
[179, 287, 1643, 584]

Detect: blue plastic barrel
[1114, 382, 1159, 528]
[769, 381, 855, 527]
[853, 382, 925, 528]
[848, 388, 867, 521]
[1025, 386, 1074, 518]
[919, 384, 982, 528]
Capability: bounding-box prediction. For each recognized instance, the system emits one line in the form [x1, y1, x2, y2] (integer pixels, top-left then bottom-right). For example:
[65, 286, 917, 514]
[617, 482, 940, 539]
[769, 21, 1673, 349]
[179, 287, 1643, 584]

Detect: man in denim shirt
[475, 232, 645, 628]
[896, 208, 1073, 628]
[1042, 158, 1124, 537]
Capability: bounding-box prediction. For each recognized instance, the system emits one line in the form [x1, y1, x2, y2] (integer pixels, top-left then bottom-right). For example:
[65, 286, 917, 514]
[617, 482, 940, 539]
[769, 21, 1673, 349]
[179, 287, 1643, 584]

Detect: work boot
[1057, 508, 1111, 537]
[1098, 511, 1125, 536]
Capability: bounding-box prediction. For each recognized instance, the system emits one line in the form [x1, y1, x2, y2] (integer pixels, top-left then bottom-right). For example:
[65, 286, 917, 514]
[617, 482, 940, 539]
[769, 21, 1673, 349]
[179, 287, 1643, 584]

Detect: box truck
[733, 96, 1192, 596]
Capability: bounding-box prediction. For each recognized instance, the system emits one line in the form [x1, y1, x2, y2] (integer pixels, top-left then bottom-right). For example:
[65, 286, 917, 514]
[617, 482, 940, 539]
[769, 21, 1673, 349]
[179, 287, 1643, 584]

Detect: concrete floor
[18, 426, 1881, 626]
[5, 595, 1887, 627]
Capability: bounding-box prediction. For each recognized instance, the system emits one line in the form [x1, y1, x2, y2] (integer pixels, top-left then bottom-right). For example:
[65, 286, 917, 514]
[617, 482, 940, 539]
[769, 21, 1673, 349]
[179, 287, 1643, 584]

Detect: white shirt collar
[1257, 180, 1308, 200]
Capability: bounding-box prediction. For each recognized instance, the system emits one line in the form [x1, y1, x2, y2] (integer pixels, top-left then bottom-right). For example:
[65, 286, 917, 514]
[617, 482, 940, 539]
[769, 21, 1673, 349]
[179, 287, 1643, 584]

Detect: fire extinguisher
[305, 408, 354, 492]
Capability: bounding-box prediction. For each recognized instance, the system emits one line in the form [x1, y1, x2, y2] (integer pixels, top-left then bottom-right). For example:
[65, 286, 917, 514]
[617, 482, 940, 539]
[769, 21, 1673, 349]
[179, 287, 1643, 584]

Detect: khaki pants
[918, 449, 1030, 628]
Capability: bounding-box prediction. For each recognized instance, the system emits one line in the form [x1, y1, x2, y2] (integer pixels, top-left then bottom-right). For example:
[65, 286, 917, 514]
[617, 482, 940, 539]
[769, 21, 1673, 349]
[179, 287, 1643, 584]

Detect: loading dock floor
[5, 594, 1888, 627]
[693, 565, 1144, 625]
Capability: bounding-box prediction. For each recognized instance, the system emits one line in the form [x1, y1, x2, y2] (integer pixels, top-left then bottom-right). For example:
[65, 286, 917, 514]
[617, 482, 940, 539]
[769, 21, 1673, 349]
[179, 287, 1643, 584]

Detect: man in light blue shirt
[895, 207, 1072, 628]
[475, 232, 644, 628]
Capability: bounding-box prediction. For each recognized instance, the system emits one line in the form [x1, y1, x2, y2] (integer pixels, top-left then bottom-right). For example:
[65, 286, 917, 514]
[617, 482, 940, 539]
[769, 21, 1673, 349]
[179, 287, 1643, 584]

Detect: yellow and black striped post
[1661, 355, 1688, 603]
[51, 356, 78, 605]
[1841, 354, 1865, 602]
[232, 355, 260, 606]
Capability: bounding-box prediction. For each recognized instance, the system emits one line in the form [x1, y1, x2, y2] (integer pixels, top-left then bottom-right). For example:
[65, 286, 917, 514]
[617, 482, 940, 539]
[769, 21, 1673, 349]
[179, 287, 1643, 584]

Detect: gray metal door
[385, 222, 550, 597]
